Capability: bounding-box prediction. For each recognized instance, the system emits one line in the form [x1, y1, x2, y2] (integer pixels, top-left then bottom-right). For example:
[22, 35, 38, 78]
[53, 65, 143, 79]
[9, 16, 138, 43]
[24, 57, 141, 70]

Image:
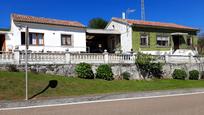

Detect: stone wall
[1, 63, 204, 80]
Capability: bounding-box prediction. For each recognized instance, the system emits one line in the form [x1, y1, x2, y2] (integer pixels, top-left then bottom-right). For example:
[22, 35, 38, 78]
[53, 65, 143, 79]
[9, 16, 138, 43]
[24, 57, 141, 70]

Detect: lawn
[1, 71, 204, 100]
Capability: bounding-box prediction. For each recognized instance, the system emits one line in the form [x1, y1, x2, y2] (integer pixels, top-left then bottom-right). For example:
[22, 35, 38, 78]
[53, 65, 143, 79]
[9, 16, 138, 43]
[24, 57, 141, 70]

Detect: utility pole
[141, 0, 145, 20]
[25, 26, 29, 100]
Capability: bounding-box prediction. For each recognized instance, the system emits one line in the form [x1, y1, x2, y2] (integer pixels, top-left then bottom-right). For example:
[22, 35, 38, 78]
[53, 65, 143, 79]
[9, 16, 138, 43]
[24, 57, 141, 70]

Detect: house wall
[131, 26, 198, 55]
[132, 31, 172, 55]
[106, 21, 198, 55]
[8, 20, 86, 52]
[106, 21, 132, 52]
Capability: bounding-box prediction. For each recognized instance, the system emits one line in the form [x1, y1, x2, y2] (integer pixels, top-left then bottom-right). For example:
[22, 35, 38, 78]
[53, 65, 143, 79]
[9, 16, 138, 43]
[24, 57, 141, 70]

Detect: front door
[172, 35, 180, 50]
[0, 34, 6, 51]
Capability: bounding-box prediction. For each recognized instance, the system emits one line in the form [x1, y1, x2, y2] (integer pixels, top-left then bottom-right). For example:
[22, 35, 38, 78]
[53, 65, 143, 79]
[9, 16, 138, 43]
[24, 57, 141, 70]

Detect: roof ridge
[12, 13, 85, 27]
[112, 17, 198, 31]
[113, 17, 184, 26]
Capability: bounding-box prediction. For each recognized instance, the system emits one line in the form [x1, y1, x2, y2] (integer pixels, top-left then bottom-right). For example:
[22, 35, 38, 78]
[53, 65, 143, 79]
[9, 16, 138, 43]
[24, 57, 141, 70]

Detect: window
[140, 34, 149, 46]
[21, 32, 25, 45]
[157, 35, 169, 47]
[21, 32, 44, 46]
[61, 34, 72, 46]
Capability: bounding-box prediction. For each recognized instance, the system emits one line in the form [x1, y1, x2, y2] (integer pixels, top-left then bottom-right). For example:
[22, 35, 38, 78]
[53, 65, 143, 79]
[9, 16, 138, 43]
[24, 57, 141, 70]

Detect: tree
[88, 18, 108, 29]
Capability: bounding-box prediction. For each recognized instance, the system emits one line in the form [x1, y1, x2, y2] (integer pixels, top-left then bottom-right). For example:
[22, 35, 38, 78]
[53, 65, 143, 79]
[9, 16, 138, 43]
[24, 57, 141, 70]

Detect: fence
[0, 50, 203, 65]
[0, 52, 14, 64]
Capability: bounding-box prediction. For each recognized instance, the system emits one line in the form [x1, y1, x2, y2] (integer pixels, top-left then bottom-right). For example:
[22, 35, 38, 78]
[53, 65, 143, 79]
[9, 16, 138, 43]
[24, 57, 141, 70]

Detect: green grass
[1, 71, 204, 100]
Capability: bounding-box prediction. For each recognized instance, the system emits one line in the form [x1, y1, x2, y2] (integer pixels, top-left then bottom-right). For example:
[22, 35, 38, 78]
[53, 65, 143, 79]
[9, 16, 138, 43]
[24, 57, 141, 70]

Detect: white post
[170, 47, 173, 55]
[65, 50, 71, 64]
[189, 52, 192, 64]
[103, 50, 109, 64]
[165, 53, 168, 63]
[14, 49, 20, 65]
[132, 53, 136, 63]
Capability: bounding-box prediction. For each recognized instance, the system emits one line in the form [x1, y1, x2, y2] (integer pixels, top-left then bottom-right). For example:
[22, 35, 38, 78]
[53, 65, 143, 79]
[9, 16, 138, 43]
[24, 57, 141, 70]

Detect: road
[1, 93, 204, 115]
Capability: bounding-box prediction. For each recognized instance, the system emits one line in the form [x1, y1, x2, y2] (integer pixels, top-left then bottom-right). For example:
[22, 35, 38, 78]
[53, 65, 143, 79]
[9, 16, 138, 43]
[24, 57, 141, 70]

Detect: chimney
[122, 12, 126, 19]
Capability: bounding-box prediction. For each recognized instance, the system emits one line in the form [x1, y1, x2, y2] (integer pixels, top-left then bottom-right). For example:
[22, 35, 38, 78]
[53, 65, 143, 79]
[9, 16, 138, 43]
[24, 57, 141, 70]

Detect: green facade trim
[132, 27, 198, 52]
[132, 31, 140, 51]
[132, 31, 171, 52]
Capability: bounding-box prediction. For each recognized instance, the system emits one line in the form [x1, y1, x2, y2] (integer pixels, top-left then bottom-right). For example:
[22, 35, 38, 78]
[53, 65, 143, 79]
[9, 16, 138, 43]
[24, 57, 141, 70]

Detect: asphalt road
[1, 93, 204, 115]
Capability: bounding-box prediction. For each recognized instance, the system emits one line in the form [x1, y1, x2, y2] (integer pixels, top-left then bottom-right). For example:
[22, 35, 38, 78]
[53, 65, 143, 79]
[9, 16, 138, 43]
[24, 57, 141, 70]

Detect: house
[0, 14, 200, 56]
[0, 14, 87, 52]
[106, 17, 199, 55]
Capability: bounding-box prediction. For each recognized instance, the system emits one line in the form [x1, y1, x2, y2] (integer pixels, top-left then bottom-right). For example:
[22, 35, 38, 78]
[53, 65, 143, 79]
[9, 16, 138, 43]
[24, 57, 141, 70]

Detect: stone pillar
[170, 47, 173, 55]
[103, 50, 109, 64]
[189, 52, 192, 64]
[165, 53, 169, 63]
[14, 50, 20, 65]
[65, 51, 71, 64]
[132, 53, 136, 63]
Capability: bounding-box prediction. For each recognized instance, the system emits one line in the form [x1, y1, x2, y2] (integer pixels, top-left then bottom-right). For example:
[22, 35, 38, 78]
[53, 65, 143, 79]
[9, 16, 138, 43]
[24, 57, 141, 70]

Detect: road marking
[1, 91, 204, 111]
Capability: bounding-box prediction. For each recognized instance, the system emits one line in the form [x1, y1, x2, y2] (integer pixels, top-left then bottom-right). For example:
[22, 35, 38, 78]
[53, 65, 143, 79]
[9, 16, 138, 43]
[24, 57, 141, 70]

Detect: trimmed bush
[150, 63, 163, 79]
[172, 69, 187, 80]
[7, 65, 19, 72]
[189, 70, 199, 80]
[75, 63, 94, 79]
[122, 72, 131, 80]
[96, 64, 113, 81]
[201, 71, 204, 79]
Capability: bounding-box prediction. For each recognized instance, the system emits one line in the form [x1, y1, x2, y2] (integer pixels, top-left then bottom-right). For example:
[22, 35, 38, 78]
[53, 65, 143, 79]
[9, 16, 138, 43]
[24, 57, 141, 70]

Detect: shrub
[7, 65, 19, 72]
[201, 71, 204, 79]
[75, 63, 94, 79]
[172, 69, 187, 80]
[122, 72, 131, 80]
[150, 63, 164, 79]
[96, 64, 113, 81]
[135, 52, 163, 79]
[189, 70, 199, 80]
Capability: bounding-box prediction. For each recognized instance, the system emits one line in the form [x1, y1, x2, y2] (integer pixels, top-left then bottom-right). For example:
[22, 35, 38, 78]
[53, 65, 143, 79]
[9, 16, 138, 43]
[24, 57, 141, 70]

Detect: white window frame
[157, 35, 169, 47]
[140, 34, 149, 47]
[61, 34, 73, 46]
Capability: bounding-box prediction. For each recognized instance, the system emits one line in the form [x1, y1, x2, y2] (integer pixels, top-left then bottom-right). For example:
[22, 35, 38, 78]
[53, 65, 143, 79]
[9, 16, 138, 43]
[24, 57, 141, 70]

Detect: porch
[171, 33, 197, 55]
[86, 29, 121, 53]
[0, 34, 6, 52]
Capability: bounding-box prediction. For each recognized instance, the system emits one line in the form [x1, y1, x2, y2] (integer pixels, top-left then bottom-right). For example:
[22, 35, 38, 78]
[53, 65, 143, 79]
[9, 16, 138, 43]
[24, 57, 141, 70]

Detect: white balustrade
[0, 51, 204, 65]
[0, 52, 14, 64]
[20, 52, 66, 64]
[70, 53, 105, 64]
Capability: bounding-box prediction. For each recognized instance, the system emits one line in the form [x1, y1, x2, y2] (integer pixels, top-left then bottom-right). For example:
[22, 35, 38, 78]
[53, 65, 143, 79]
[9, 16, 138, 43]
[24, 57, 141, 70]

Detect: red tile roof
[112, 18, 198, 31]
[12, 14, 85, 28]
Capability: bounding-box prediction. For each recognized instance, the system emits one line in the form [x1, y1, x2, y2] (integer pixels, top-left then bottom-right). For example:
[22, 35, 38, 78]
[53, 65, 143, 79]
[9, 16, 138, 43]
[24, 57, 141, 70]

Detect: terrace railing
[0, 50, 203, 65]
[0, 51, 14, 64]
[70, 53, 105, 64]
[20, 52, 66, 64]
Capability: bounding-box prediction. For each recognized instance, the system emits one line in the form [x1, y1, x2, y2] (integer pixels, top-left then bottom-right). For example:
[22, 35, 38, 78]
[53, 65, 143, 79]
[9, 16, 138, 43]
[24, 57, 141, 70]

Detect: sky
[1, 0, 204, 33]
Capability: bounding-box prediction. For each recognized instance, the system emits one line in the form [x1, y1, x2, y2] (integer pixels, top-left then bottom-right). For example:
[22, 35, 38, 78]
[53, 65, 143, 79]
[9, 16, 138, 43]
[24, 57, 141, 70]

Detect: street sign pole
[25, 26, 29, 100]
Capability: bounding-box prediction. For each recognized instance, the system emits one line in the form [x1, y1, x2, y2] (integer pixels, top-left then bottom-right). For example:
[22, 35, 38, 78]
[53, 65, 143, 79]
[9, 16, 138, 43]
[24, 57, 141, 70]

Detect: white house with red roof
[1, 14, 86, 52]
